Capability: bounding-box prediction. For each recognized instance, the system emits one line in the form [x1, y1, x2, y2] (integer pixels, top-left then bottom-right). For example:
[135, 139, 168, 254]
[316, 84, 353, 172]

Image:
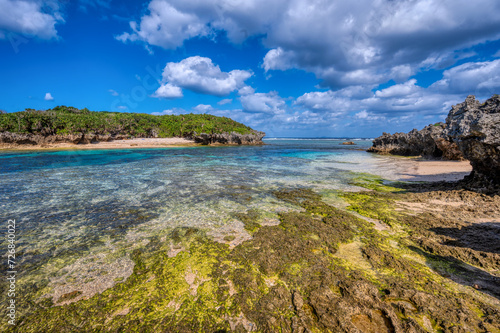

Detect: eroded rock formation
[445, 95, 500, 184]
[367, 123, 459, 158]
[369, 94, 500, 185]
[0, 130, 266, 147]
[192, 131, 265, 145]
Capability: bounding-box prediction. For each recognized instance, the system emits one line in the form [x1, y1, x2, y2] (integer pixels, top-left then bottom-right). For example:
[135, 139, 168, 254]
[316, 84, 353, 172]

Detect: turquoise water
[0, 139, 409, 301]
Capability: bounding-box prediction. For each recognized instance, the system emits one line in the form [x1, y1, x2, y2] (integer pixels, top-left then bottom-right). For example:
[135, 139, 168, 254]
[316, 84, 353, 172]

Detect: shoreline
[0, 137, 199, 151]
[397, 158, 473, 182]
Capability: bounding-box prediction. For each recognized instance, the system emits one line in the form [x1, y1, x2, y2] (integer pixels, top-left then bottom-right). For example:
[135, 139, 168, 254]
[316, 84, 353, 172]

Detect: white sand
[0, 137, 196, 150]
[398, 160, 472, 182]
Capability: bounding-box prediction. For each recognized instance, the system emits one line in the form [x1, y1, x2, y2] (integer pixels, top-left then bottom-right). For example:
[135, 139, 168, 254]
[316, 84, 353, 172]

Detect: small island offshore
[0, 96, 499, 332]
[0, 106, 265, 150]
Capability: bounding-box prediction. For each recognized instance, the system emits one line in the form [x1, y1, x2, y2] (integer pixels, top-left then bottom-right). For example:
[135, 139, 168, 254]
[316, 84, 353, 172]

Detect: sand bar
[0, 137, 197, 150]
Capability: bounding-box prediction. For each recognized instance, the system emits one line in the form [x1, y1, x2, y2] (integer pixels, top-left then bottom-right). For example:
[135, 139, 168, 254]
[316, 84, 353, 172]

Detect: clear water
[0, 139, 411, 296]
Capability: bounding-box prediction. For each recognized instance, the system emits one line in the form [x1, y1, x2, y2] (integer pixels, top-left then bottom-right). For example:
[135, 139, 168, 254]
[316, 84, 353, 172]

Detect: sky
[1, 0, 500, 138]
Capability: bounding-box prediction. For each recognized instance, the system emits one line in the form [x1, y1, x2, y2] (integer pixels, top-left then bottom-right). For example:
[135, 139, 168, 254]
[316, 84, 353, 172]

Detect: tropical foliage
[0, 106, 254, 137]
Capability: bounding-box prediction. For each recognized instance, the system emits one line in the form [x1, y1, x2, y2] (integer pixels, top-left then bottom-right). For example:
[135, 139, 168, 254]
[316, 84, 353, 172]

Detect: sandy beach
[398, 159, 473, 182]
[0, 137, 197, 150]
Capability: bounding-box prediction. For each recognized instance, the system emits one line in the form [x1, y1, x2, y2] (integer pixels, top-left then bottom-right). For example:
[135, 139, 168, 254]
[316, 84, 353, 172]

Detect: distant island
[0, 106, 265, 149]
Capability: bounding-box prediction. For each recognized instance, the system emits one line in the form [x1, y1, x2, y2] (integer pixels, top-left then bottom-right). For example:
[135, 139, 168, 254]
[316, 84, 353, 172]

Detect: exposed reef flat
[4, 175, 499, 333]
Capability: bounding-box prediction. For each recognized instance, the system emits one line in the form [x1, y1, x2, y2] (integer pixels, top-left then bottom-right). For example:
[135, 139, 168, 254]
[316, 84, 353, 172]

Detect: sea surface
[0, 139, 412, 300]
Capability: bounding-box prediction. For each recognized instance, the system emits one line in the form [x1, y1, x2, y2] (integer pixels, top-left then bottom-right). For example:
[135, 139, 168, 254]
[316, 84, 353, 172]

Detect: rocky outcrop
[369, 94, 500, 185]
[0, 130, 266, 147]
[0, 132, 127, 147]
[341, 141, 356, 145]
[192, 131, 265, 145]
[367, 123, 463, 160]
[445, 95, 500, 184]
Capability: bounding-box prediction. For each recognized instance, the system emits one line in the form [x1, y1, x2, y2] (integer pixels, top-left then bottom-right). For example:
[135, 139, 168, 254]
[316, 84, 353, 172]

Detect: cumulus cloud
[152, 83, 183, 99]
[193, 104, 213, 113]
[430, 59, 500, 96]
[119, 0, 500, 89]
[0, 0, 64, 40]
[375, 79, 421, 98]
[153, 56, 252, 98]
[44, 92, 54, 101]
[240, 91, 286, 114]
[116, 0, 210, 49]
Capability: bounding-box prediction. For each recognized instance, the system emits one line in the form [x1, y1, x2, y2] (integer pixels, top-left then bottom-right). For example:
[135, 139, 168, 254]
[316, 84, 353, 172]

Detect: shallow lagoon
[0, 139, 411, 315]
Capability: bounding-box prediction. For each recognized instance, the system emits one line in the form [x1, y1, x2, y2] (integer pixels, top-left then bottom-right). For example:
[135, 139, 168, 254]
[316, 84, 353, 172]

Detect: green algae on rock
[6, 183, 500, 332]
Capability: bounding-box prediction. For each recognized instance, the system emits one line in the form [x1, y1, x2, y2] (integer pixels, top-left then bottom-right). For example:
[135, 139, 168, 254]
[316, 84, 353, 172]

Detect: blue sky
[1, 0, 500, 137]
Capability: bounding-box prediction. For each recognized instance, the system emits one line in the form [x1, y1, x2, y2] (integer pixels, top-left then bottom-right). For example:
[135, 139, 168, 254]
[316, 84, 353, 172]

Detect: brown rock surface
[445, 95, 500, 184]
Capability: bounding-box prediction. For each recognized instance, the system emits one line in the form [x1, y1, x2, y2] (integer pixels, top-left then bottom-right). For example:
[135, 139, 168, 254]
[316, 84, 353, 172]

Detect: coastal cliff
[369, 95, 500, 185]
[0, 106, 265, 147]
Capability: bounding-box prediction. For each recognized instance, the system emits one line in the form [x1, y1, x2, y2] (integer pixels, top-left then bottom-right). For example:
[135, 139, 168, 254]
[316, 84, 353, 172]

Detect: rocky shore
[191, 131, 266, 145]
[0, 130, 266, 149]
[369, 95, 500, 186]
[9, 180, 500, 333]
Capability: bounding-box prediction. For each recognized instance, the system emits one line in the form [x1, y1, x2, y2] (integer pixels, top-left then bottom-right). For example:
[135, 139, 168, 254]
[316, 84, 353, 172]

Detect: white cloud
[238, 86, 255, 96]
[115, 0, 210, 49]
[262, 47, 295, 72]
[217, 98, 232, 105]
[152, 83, 183, 99]
[120, 0, 500, 89]
[296, 79, 460, 118]
[240, 91, 286, 114]
[117, 105, 127, 110]
[153, 56, 252, 98]
[193, 104, 213, 113]
[0, 0, 64, 40]
[430, 59, 500, 96]
[375, 79, 420, 98]
[44, 92, 54, 101]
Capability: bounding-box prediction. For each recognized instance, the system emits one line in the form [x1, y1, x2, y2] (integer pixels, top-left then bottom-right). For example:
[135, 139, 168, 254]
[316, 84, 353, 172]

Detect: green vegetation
[0, 106, 255, 137]
[347, 172, 405, 192]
